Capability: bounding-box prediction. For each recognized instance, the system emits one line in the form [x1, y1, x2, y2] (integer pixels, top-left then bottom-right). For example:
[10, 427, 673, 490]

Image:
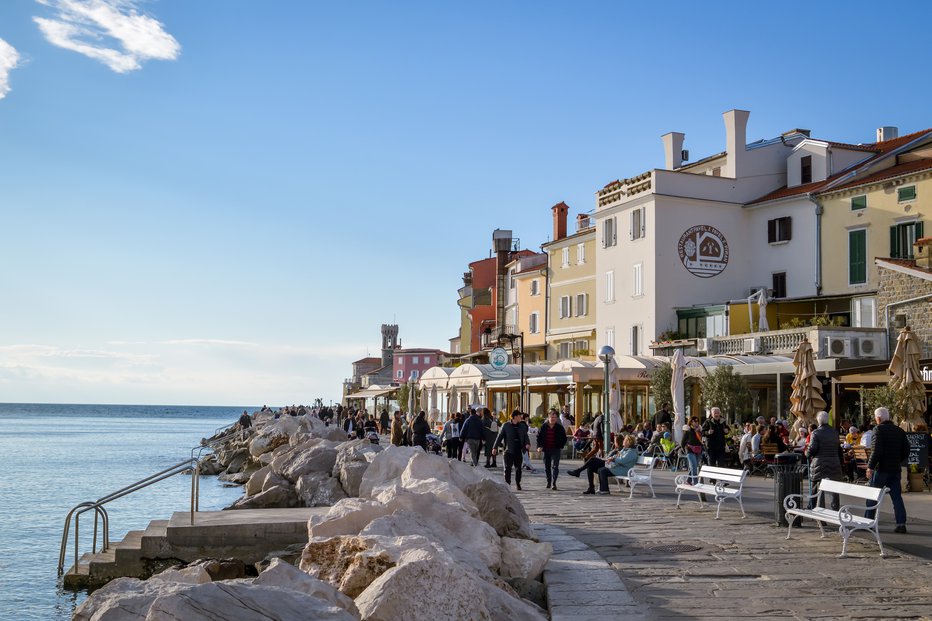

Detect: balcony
[596, 171, 653, 208]
[481, 324, 520, 349]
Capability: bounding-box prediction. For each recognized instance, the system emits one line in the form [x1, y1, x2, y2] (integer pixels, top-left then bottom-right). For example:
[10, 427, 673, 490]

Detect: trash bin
[769, 452, 805, 526]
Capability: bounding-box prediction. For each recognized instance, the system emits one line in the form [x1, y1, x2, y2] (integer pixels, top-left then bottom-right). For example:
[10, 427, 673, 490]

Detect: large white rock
[248, 428, 289, 457]
[244, 465, 270, 497]
[281, 442, 339, 481]
[463, 479, 533, 539]
[498, 537, 552, 581]
[308, 498, 393, 539]
[230, 484, 297, 510]
[73, 577, 183, 621]
[358, 446, 422, 498]
[254, 558, 359, 618]
[145, 581, 356, 621]
[149, 565, 212, 585]
[337, 460, 370, 497]
[298, 472, 347, 507]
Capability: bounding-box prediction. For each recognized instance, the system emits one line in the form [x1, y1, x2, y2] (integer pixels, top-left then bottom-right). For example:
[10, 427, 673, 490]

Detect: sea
[0, 403, 250, 621]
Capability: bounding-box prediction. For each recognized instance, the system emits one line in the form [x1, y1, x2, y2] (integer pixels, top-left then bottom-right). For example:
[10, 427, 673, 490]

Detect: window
[772, 272, 786, 299]
[605, 271, 615, 302]
[848, 229, 867, 285]
[424, 356, 432, 365]
[898, 185, 917, 202]
[711, 167, 721, 177]
[605, 327, 615, 349]
[767, 216, 792, 243]
[575, 293, 588, 317]
[633, 263, 643, 297]
[630, 207, 645, 240]
[529, 312, 539, 334]
[800, 155, 812, 184]
[575, 340, 588, 356]
[851, 195, 867, 211]
[396, 370, 403, 379]
[852, 297, 876, 328]
[630, 325, 640, 356]
[530, 279, 540, 296]
[562, 247, 570, 267]
[509, 271, 515, 289]
[577, 243, 585, 264]
[411, 370, 419, 380]
[890, 221, 924, 258]
[559, 342, 571, 359]
[559, 295, 572, 319]
[412, 356, 419, 364]
[603, 217, 617, 248]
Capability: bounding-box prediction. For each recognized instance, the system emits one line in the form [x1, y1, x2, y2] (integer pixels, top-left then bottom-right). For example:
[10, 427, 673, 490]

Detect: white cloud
[0, 38, 21, 99]
[34, 0, 180, 73]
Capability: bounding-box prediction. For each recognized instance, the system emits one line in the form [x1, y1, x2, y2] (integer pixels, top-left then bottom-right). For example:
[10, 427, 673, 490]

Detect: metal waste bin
[769, 452, 805, 526]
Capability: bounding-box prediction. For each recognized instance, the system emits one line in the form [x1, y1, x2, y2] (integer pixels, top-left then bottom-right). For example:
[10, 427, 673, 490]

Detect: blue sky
[0, 1, 930, 406]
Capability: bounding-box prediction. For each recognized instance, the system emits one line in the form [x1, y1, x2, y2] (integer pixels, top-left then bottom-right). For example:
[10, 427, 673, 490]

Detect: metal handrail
[58, 457, 200, 577]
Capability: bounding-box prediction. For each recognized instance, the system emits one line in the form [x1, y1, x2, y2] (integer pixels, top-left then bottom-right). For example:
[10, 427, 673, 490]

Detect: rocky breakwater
[75, 446, 552, 620]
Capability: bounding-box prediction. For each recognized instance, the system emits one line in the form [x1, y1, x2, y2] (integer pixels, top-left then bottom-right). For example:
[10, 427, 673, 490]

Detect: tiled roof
[876, 257, 932, 277]
[748, 128, 932, 205]
[821, 157, 932, 194]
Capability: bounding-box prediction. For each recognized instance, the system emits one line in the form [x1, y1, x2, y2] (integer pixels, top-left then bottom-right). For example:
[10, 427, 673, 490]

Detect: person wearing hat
[492, 410, 530, 490]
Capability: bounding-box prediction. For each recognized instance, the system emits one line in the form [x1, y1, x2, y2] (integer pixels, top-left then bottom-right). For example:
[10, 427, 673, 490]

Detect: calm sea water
[0, 403, 250, 621]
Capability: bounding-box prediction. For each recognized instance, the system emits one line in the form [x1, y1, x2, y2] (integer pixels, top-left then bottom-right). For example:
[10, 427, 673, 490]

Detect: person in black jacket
[411, 410, 431, 451]
[702, 407, 728, 466]
[536, 410, 568, 490]
[481, 408, 498, 468]
[865, 407, 911, 532]
[459, 408, 485, 466]
[492, 410, 530, 490]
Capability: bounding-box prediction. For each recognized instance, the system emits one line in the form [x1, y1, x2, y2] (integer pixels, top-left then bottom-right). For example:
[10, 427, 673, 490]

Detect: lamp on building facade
[598, 345, 615, 454]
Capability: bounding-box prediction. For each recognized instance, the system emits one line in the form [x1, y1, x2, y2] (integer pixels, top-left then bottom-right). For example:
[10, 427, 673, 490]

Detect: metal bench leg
[838, 527, 850, 559]
[676, 490, 683, 509]
[737, 497, 746, 519]
[715, 497, 724, 519]
[817, 520, 826, 538]
[786, 514, 795, 540]
[873, 526, 887, 558]
[648, 481, 655, 498]
[628, 482, 635, 499]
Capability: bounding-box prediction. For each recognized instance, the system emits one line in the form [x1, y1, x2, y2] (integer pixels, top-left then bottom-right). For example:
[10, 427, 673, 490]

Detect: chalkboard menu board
[906, 432, 930, 468]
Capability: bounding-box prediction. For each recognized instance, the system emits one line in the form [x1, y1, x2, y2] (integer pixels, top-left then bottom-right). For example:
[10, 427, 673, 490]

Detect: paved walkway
[515, 459, 932, 621]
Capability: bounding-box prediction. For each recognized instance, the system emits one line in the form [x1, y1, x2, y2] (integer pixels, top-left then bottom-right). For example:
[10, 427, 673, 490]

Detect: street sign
[490, 347, 509, 371]
[488, 370, 509, 378]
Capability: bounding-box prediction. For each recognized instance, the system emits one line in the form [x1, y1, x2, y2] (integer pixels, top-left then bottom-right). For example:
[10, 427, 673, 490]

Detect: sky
[0, 1, 930, 407]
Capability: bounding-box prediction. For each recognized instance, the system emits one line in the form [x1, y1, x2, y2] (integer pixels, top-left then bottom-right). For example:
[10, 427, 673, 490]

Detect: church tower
[381, 324, 399, 367]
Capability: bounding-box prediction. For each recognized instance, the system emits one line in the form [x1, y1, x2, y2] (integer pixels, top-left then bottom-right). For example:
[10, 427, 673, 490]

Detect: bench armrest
[673, 473, 691, 486]
[782, 493, 814, 511]
[837, 503, 874, 524]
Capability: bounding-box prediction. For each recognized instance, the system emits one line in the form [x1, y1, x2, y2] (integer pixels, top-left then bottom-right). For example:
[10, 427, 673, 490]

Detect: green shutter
[890, 225, 900, 258]
[850, 230, 866, 284]
[851, 195, 866, 210]
[917, 221, 925, 239]
[898, 186, 917, 202]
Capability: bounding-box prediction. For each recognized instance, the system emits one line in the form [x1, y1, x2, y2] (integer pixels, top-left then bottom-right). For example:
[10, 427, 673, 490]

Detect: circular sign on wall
[489, 347, 509, 371]
[677, 225, 729, 278]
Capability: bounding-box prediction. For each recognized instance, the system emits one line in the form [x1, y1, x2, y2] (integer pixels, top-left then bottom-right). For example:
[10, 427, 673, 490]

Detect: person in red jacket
[536, 409, 568, 490]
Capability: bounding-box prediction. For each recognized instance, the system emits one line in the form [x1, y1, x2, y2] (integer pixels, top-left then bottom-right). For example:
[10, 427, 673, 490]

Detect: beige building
[508, 255, 548, 362]
[541, 202, 597, 361]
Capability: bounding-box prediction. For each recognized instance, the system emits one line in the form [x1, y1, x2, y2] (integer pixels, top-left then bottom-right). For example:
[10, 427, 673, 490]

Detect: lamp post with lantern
[598, 345, 615, 454]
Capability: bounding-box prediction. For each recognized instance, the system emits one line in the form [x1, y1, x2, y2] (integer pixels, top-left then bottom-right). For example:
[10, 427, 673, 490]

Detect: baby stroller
[426, 434, 442, 455]
[366, 430, 380, 445]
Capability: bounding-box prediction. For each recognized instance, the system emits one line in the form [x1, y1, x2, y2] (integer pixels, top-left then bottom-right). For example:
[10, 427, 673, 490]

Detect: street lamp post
[409, 371, 418, 417]
[598, 345, 615, 455]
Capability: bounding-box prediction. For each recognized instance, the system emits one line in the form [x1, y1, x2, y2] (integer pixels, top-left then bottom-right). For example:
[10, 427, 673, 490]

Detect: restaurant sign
[923, 366, 931, 382]
[678, 225, 729, 278]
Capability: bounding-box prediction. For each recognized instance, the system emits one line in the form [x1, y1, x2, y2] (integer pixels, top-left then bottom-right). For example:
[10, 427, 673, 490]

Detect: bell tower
[381, 324, 399, 367]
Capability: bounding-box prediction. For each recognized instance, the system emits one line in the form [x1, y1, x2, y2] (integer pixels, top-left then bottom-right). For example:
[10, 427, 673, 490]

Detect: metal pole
[519, 334, 525, 414]
[599, 345, 615, 456]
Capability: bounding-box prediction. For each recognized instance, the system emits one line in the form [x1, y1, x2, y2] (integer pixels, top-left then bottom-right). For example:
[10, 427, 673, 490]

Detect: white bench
[674, 465, 748, 519]
[783, 479, 889, 558]
[612, 456, 657, 498]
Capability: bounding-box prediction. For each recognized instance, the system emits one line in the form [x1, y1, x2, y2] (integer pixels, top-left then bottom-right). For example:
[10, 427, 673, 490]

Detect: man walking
[459, 408, 485, 466]
[537, 409, 568, 490]
[806, 410, 844, 511]
[702, 407, 727, 467]
[492, 410, 530, 490]
[653, 402, 672, 430]
[865, 407, 910, 532]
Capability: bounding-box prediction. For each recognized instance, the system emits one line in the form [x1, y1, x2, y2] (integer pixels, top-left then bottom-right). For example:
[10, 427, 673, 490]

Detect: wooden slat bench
[674, 465, 748, 519]
[612, 455, 657, 498]
[783, 479, 888, 558]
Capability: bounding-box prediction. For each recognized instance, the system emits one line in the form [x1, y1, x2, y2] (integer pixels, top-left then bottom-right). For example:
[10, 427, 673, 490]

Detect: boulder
[186, 558, 247, 581]
[261, 470, 292, 493]
[244, 465, 270, 497]
[307, 499, 393, 539]
[73, 577, 183, 621]
[146, 581, 356, 621]
[248, 431, 289, 458]
[296, 472, 346, 507]
[254, 558, 359, 618]
[498, 537, 552, 581]
[222, 448, 251, 474]
[505, 577, 546, 610]
[149, 565, 211, 585]
[337, 461, 370, 497]
[463, 479, 533, 539]
[217, 471, 251, 485]
[358, 446, 423, 498]
[197, 455, 223, 476]
[281, 442, 338, 481]
[332, 440, 383, 497]
[229, 484, 297, 510]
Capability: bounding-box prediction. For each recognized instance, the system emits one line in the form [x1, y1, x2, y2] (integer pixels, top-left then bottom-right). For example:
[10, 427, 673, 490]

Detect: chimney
[723, 109, 750, 178]
[661, 132, 686, 170]
[551, 202, 569, 241]
[876, 126, 899, 142]
[916, 237, 932, 270]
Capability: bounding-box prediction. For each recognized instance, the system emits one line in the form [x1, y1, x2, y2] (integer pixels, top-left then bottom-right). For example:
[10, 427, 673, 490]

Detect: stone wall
[877, 267, 932, 358]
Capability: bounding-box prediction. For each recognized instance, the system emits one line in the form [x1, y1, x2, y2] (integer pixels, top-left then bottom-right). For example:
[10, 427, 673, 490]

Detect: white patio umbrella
[670, 349, 687, 443]
[608, 357, 623, 434]
[470, 384, 479, 407]
[790, 337, 825, 436]
[888, 326, 926, 431]
[448, 386, 458, 415]
[429, 385, 441, 422]
[757, 288, 769, 332]
[419, 384, 428, 413]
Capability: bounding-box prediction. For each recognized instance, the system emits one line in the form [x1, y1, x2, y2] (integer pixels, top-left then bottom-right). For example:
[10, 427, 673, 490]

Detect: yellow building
[541, 203, 597, 361]
[507, 254, 548, 362]
[818, 144, 931, 321]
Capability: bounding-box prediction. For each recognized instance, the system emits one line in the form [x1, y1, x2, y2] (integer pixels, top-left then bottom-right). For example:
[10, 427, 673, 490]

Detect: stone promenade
[515, 460, 932, 621]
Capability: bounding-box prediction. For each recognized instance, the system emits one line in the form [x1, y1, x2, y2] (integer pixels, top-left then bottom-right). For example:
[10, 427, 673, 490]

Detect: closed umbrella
[670, 349, 687, 443]
[608, 357, 623, 432]
[470, 384, 479, 408]
[448, 386, 458, 415]
[888, 326, 926, 431]
[789, 337, 825, 436]
[429, 385, 441, 422]
[757, 288, 769, 332]
[419, 383, 428, 413]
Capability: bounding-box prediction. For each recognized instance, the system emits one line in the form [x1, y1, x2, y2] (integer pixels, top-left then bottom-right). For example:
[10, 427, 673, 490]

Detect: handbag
[688, 444, 702, 455]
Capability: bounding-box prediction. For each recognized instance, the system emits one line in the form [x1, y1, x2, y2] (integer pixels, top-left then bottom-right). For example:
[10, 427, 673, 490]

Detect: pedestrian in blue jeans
[536, 409, 568, 490]
[864, 407, 910, 533]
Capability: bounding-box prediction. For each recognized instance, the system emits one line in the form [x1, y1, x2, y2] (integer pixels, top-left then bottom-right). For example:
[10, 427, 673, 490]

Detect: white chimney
[876, 126, 899, 142]
[723, 109, 750, 178]
[661, 132, 685, 170]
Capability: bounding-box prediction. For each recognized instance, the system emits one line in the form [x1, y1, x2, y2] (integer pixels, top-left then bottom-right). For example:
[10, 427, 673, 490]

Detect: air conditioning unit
[697, 338, 711, 353]
[824, 336, 852, 358]
[748, 286, 766, 298]
[855, 336, 883, 359]
[743, 338, 761, 354]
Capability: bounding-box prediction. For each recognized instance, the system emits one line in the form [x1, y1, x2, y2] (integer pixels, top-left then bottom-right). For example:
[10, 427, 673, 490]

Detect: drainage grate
[650, 543, 702, 553]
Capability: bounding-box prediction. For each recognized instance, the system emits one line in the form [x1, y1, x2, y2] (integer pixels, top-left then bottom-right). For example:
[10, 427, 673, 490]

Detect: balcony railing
[481, 324, 520, 349]
[596, 171, 653, 207]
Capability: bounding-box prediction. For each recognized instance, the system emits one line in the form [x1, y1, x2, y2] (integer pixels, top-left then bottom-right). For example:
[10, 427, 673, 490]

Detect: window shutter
[786, 217, 792, 241]
[768, 219, 776, 243]
[890, 225, 899, 259]
[917, 221, 924, 239]
[611, 217, 617, 245]
[640, 208, 645, 238]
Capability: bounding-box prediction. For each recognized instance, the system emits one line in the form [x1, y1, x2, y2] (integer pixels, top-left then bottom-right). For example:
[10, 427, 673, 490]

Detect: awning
[347, 387, 395, 399]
